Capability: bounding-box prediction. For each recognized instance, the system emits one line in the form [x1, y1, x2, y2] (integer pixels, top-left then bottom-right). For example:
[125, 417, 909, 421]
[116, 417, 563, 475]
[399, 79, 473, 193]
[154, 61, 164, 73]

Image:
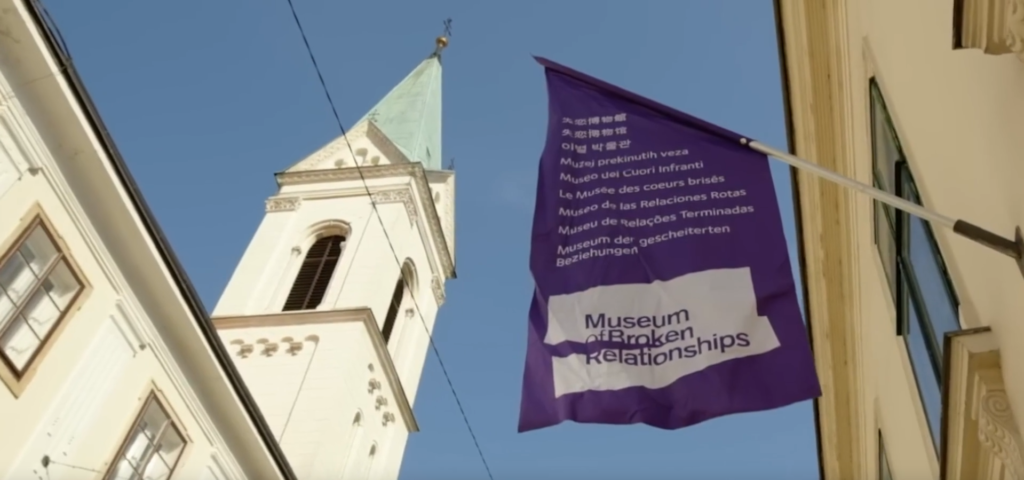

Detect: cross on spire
[431, 18, 452, 59]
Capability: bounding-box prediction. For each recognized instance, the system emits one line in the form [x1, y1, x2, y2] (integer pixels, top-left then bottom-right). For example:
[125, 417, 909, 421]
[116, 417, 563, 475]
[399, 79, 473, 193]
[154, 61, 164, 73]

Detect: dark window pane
[873, 175, 896, 232]
[870, 82, 900, 194]
[874, 199, 897, 299]
[381, 278, 405, 344]
[902, 180, 960, 364]
[879, 432, 893, 480]
[869, 78, 960, 455]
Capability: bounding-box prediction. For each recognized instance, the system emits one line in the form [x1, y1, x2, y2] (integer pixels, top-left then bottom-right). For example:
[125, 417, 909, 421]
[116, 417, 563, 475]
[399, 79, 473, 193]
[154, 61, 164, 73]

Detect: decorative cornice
[427, 169, 457, 263]
[229, 336, 309, 359]
[265, 196, 301, 213]
[944, 328, 1024, 480]
[1008, 0, 1024, 61]
[977, 384, 1024, 477]
[957, 0, 1024, 63]
[409, 168, 456, 279]
[277, 163, 401, 185]
[269, 184, 452, 302]
[371, 189, 417, 226]
[288, 184, 449, 304]
[367, 363, 399, 428]
[284, 122, 369, 172]
[214, 307, 419, 433]
[285, 120, 415, 173]
[275, 163, 455, 280]
[431, 276, 446, 306]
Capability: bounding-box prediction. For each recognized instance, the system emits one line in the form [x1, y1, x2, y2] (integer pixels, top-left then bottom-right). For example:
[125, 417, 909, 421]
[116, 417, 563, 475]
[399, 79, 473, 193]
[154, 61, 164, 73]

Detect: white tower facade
[210, 40, 455, 479]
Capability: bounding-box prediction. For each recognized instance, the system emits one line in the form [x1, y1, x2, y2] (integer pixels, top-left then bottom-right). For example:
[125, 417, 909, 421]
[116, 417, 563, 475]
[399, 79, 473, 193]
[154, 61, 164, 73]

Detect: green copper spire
[354, 36, 447, 171]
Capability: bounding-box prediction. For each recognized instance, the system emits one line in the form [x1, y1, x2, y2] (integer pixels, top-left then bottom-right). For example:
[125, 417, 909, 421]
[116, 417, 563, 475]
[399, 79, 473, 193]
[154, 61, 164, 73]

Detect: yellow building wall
[791, 0, 1024, 478]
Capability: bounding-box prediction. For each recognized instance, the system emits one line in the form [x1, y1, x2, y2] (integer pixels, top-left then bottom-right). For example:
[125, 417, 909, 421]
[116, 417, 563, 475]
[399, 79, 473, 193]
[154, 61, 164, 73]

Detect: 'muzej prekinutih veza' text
[581, 310, 752, 366]
[559, 149, 690, 170]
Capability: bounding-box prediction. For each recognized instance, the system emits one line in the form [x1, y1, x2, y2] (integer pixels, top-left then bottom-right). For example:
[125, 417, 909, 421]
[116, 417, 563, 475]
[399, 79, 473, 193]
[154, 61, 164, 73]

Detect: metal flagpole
[744, 139, 1024, 270]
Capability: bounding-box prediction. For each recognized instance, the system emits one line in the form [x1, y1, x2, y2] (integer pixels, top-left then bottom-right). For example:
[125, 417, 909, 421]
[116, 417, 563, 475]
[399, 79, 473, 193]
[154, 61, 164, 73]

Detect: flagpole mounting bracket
[1009, 226, 1024, 281]
[1017, 226, 1024, 280]
[744, 139, 1024, 280]
[951, 221, 1024, 277]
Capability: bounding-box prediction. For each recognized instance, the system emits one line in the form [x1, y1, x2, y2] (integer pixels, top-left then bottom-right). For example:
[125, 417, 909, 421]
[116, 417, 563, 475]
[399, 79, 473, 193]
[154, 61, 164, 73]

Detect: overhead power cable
[282, 2, 494, 479]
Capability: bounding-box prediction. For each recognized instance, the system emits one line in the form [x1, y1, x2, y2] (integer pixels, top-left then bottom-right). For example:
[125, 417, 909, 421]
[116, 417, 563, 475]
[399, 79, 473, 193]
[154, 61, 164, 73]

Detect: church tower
[209, 35, 455, 480]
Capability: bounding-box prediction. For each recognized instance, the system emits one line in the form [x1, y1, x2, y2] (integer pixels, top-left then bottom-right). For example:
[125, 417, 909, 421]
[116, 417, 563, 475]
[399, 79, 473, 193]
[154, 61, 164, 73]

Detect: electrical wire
[282, 2, 495, 479]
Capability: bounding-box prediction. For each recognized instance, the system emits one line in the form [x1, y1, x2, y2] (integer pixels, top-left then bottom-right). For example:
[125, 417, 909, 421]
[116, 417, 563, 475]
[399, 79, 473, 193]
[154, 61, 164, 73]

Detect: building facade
[0, 0, 454, 478]
[776, 0, 1024, 478]
[0, 0, 293, 478]
[210, 41, 455, 479]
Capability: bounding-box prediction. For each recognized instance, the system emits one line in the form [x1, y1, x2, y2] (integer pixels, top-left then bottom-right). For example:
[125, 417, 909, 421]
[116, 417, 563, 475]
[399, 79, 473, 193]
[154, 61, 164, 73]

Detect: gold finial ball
[436, 36, 449, 49]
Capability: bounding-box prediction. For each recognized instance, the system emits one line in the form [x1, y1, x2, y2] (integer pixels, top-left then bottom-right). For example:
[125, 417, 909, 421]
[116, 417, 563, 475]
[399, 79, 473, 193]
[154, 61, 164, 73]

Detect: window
[381, 262, 416, 345]
[870, 79, 961, 451]
[282, 235, 345, 311]
[381, 278, 404, 344]
[106, 392, 186, 480]
[951, 0, 1023, 58]
[879, 431, 894, 480]
[0, 213, 85, 391]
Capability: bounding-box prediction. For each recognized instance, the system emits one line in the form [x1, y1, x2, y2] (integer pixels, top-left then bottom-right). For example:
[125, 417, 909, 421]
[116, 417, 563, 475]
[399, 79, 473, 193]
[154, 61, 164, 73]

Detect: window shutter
[282, 235, 345, 311]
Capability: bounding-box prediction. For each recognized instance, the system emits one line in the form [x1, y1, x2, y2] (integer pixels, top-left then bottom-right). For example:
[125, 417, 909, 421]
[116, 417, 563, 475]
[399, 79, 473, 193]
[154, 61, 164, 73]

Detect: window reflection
[904, 282, 943, 448]
[905, 203, 960, 362]
[0, 222, 84, 377]
[869, 78, 960, 454]
[873, 197, 897, 300]
[105, 394, 185, 480]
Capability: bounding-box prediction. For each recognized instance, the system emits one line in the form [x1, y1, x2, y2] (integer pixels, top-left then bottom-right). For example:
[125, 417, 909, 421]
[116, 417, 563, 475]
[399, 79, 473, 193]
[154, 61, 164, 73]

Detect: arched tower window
[381, 261, 416, 344]
[381, 278, 404, 343]
[282, 235, 345, 311]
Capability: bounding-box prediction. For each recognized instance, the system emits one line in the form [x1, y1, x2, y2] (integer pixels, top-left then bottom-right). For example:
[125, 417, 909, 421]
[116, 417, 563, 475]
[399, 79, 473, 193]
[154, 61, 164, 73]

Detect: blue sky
[44, 0, 818, 478]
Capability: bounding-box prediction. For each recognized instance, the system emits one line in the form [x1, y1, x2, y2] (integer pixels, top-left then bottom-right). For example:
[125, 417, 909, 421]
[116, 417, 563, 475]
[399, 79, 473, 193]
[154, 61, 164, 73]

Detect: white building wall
[822, 0, 1024, 477]
[0, 90, 268, 478]
[219, 322, 413, 479]
[214, 181, 442, 402]
[0, 111, 32, 201]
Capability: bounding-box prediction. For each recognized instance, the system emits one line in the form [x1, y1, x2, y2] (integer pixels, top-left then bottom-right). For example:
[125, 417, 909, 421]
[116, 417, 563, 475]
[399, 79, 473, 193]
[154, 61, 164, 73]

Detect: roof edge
[772, 0, 826, 479]
[22, 1, 297, 478]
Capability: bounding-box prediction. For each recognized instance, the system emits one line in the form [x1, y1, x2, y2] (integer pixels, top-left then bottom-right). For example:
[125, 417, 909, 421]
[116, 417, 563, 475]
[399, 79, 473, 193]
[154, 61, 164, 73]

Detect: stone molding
[958, 0, 1024, 62]
[776, 0, 867, 478]
[370, 189, 417, 227]
[265, 196, 301, 213]
[217, 308, 419, 433]
[945, 329, 1024, 480]
[275, 164, 454, 280]
[264, 181, 451, 305]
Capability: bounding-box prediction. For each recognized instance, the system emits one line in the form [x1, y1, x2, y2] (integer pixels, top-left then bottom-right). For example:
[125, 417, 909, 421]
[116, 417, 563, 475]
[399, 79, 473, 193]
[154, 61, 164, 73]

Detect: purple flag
[518, 57, 821, 433]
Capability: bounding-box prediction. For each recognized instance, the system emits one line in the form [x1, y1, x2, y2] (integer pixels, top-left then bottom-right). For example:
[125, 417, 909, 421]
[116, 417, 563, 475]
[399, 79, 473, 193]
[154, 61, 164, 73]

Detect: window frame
[0, 204, 90, 397]
[104, 389, 190, 480]
[879, 430, 894, 480]
[282, 234, 346, 312]
[869, 78, 962, 451]
[897, 171, 961, 378]
[951, 0, 966, 49]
